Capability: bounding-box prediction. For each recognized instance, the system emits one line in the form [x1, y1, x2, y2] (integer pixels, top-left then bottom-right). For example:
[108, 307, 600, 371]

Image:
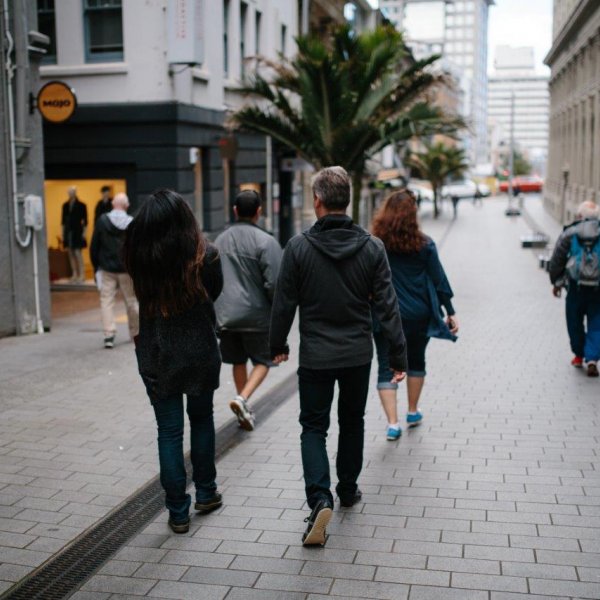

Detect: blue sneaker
[386, 426, 402, 441]
[406, 411, 423, 428]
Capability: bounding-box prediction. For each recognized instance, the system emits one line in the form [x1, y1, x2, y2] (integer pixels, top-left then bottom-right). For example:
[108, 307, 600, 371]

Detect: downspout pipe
[3, 0, 32, 249]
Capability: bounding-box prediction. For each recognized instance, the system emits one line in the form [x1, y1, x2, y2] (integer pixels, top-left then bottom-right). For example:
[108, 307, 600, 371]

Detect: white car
[408, 184, 434, 202]
[441, 179, 477, 199]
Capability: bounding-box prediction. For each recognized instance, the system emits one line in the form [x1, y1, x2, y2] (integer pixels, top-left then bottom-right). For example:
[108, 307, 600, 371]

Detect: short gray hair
[311, 166, 350, 211]
[112, 192, 129, 210]
[577, 201, 600, 220]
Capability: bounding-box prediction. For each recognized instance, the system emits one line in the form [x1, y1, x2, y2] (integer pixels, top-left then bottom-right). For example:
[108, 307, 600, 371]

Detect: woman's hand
[390, 370, 406, 384]
[446, 315, 459, 334]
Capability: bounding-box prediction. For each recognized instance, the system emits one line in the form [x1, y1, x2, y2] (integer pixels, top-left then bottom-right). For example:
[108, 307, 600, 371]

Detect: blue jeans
[566, 285, 600, 362]
[151, 391, 217, 524]
[298, 363, 371, 509]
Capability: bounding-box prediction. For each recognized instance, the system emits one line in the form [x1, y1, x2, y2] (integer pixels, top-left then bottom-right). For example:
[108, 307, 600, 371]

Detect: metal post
[508, 91, 515, 198]
[266, 135, 274, 234]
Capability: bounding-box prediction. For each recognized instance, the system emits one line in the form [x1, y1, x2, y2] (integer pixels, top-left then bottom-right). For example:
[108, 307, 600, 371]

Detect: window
[281, 24, 287, 56]
[223, 0, 230, 77]
[37, 0, 57, 64]
[83, 0, 123, 62]
[240, 2, 247, 78]
[255, 10, 262, 55]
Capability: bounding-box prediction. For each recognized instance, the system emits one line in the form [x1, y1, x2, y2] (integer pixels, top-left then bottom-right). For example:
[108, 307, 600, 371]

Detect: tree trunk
[351, 170, 362, 223]
[433, 186, 439, 218]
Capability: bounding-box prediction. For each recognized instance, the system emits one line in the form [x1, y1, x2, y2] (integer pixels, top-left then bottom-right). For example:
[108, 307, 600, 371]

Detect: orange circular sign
[37, 81, 77, 123]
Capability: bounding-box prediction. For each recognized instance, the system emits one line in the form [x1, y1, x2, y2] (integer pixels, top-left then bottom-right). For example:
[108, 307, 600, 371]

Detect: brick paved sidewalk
[61, 198, 600, 600]
[0, 295, 299, 592]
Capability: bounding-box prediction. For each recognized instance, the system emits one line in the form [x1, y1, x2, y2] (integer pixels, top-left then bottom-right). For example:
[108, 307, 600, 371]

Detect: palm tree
[405, 142, 469, 218]
[230, 25, 464, 222]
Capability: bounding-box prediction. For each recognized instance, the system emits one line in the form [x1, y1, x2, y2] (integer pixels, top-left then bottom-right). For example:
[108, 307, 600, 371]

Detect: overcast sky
[366, 0, 553, 75]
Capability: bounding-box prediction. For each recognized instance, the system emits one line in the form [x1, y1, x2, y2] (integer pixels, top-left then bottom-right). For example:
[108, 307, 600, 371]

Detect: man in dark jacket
[270, 166, 407, 546]
[214, 190, 283, 431]
[549, 200, 600, 377]
[94, 185, 113, 223]
[90, 193, 139, 348]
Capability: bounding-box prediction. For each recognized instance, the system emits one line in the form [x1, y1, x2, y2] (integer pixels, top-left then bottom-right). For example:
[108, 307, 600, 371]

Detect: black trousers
[298, 363, 371, 509]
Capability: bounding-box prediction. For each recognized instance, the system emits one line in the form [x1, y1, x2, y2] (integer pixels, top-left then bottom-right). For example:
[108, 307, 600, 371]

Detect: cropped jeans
[151, 391, 217, 524]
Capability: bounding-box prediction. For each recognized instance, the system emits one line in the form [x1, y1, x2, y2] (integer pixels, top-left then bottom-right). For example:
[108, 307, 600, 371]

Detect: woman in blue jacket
[371, 189, 458, 440]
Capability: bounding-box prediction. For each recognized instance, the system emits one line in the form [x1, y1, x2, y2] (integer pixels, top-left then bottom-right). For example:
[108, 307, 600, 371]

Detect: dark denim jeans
[566, 285, 600, 362]
[151, 391, 217, 524]
[298, 363, 371, 509]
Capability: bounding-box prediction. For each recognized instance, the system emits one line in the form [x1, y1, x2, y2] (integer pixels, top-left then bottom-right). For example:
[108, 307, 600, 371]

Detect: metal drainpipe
[3, 0, 31, 249]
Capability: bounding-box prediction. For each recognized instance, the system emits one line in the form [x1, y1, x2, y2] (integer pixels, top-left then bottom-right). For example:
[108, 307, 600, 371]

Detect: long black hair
[124, 189, 207, 317]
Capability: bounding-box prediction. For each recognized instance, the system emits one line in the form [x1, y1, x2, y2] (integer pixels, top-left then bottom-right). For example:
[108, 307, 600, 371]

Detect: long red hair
[371, 189, 426, 254]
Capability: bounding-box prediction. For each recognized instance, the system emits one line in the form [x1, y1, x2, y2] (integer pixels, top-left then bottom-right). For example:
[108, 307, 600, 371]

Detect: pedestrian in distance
[94, 185, 113, 223]
[549, 200, 600, 378]
[124, 189, 224, 534]
[473, 184, 483, 207]
[90, 193, 139, 349]
[61, 186, 88, 283]
[214, 190, 283, 431]
[451, 194, 460, 219]
[371, 189, 459, 440]
[270, 166, 407, 547]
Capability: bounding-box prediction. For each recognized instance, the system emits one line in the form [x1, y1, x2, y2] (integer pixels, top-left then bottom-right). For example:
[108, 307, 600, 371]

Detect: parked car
[441, 179, 477, 200]
[408, 184, 434, 203]
[499, 176, 543, 193]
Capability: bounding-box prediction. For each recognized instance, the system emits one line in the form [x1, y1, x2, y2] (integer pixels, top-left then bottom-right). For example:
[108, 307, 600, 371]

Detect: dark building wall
[43, 102, 269, 236]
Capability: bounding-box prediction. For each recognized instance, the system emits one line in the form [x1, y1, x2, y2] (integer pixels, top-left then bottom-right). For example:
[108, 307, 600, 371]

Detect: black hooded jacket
[270, 214, 407, 371]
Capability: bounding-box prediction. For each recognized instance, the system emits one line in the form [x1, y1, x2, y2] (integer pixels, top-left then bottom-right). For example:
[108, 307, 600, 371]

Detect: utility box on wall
[167, 0, 204, 65]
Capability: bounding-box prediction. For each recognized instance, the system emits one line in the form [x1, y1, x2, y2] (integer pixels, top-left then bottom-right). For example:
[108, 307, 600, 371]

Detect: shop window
[83, 0, 123, 63]
[37, 0, 57, 64]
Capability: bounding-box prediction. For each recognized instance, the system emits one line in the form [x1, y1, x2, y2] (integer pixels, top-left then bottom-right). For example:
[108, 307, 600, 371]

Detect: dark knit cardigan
[135, 245, 223, 402]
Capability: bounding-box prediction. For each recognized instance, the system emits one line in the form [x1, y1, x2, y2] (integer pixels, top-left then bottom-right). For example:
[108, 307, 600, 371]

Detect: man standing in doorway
[214, 190, 283, 431]
[94, 185, 113, 223]
[90, 193, 139, 348]
[270, 166, 407, 546]
[61, 186, 88, 283]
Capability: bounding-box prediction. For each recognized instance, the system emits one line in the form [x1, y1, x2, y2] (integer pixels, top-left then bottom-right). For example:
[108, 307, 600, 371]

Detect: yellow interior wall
[44, 179, 127, 280]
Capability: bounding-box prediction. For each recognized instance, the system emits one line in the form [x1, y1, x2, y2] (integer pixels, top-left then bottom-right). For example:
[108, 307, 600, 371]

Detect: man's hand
[446, 315, 459, 334]
[553, 286, 562, 298]
[272, 354, 289, 365]
[391, 370, 406, 384]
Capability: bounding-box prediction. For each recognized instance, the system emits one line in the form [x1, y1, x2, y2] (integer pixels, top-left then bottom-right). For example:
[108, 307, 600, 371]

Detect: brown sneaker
[587, 362, 599, 378]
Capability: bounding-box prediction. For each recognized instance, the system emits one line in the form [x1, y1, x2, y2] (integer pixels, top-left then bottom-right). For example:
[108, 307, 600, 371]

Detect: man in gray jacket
[214, 190, 283, 430]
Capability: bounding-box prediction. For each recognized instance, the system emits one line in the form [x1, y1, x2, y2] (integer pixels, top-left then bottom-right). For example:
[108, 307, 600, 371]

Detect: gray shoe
[229, 396, 255, 431]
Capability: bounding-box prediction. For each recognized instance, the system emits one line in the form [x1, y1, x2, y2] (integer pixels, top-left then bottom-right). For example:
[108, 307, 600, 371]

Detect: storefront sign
[37, 81, 77, 123]
[167, 0, 204, 65]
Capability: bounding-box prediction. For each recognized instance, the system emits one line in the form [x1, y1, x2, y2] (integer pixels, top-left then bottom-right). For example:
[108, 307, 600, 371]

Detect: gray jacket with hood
[90, 209, 133, 273]
[270, 214, 408, 371]
[214, 221, 283, 332]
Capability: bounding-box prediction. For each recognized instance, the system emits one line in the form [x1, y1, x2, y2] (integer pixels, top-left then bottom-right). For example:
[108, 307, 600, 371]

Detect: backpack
[566, 234, 600, 286]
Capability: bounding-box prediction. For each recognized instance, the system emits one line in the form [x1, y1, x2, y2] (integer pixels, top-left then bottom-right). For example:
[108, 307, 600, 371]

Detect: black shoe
[339, 489, 362, 508]
[588, 362, 599, 378]
[168, 518, 190, 534]
[103, 336, 115, 349]
[302, 498, 333, 546]
[194, 492, 223, 513]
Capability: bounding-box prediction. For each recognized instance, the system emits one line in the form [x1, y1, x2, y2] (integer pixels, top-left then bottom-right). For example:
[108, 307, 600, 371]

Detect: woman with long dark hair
[371, 189, 458, 440]
[124, 189, 224, 533]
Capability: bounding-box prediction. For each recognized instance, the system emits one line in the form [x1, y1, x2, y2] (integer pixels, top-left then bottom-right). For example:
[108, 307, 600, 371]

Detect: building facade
[544, 0, 600, 223]
[380, 0, 493, 166]
[488, 46, 549, 175]
[37, 0, 298, 283]
[1, 1, 51, 336]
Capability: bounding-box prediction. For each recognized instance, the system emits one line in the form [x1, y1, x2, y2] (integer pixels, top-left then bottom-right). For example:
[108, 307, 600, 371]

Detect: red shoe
[571, 356, 584, 368]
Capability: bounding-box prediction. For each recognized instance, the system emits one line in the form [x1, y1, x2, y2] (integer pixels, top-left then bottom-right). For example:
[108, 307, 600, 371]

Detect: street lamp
[505, 91, 521, 216]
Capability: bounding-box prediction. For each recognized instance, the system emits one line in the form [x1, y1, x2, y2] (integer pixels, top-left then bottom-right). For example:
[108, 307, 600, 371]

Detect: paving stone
[226, 589, 305, 600]
[463, 545, 535, 563]
[98, 561, 142, 577]
[355, 550, 426, 569]
[427, 556, 500, 575]
[409, 587, 488, 600]
[375, 566, 449, 586]
[160, 549, 234, 568]
[529, 578, 600, 598]
[81, 575, 156, 595]
[146, 580, 228, 600]
[229, 556, 304, 575]
[181, 565, 258, 586]
[330, 578, 409, 599]
[451, 572, 528, 593]
[300, 560, 375, 581]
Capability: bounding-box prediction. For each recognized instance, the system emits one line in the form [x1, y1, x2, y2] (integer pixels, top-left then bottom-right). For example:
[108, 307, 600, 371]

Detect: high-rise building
[380, 0, 493, 165]
[487, 46, 549, 175]
[544, 0, 600, 223]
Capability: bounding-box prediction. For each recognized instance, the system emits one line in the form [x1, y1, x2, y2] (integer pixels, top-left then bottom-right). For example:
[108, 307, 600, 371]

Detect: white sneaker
[229, 395, 255, 431]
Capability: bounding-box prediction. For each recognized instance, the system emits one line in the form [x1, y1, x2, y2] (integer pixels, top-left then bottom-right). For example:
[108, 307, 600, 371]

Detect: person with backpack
[549, 200, 600, 377]
[124, 189, 225, 533]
